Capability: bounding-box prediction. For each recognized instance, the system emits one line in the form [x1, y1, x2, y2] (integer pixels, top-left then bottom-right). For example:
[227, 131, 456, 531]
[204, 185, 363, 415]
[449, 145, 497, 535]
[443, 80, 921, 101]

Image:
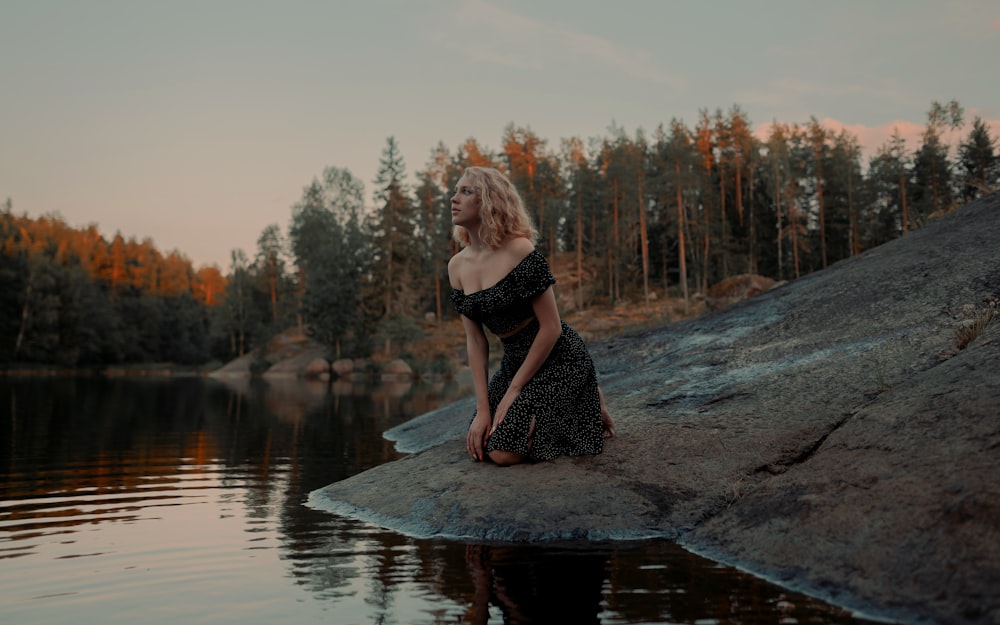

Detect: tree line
[3, 100, 997, 368]
[0, 204, 226, 366]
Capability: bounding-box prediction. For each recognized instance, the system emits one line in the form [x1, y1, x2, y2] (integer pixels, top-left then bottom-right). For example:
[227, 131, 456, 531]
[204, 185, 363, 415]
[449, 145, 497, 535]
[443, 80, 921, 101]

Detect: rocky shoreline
[309, 192, 1000, 625]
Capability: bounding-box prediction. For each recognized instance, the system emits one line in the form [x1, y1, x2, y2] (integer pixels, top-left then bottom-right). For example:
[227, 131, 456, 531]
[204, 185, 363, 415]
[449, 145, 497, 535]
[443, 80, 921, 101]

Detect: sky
[2, 0, 998, 270]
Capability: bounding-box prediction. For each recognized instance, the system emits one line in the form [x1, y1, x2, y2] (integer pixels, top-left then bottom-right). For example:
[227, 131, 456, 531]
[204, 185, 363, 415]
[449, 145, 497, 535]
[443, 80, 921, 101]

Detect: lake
[0, 376, 882, 624]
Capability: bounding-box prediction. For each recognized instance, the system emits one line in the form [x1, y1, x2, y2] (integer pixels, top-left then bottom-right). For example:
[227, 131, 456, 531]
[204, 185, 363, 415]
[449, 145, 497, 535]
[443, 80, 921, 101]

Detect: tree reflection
[0, 377, 877, 624]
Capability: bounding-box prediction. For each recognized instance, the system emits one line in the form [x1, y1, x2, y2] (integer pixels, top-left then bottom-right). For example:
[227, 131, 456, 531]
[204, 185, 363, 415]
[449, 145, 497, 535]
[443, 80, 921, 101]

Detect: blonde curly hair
[452, 166, 537, 250]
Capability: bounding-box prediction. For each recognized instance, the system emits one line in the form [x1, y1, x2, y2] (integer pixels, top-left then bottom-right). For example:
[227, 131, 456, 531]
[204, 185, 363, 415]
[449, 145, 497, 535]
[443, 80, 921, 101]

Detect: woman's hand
[489, 390, 519, 437]
[467, 411, 491, 461]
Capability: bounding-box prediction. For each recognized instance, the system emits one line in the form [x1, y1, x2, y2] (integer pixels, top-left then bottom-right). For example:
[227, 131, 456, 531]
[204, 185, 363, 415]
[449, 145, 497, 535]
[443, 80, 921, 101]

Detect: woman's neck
[464, 228, 488, 254]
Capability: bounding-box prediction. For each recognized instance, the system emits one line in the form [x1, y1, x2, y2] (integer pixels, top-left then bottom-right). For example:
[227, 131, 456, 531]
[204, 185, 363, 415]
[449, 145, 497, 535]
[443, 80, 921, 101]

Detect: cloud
[737, 77, 911, 114]
[446, 0, 685, 88]
[447, 0, 545, 70]
[820, 119, 924, 157]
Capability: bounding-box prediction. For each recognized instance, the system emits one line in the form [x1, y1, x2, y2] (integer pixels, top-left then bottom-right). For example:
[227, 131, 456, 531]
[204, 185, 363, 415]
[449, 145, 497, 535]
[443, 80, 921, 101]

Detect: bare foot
[601, 410, 615, 438]
[599, 388, 615, 438]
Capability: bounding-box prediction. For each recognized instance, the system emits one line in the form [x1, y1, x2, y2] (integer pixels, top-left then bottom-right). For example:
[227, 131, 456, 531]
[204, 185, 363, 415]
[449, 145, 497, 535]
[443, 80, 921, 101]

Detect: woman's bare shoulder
[447, 249, 470, 289]
[502, 236, 535, 259]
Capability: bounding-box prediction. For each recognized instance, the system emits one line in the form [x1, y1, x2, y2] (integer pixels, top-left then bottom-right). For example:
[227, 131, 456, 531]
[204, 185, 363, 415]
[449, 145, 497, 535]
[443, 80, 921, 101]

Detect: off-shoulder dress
[449, 250, 605, 461]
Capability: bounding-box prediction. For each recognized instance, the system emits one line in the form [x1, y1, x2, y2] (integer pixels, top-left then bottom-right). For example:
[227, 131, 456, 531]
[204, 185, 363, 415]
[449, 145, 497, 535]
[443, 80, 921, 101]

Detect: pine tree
[868, 130, 911, 238]
[659, 120, 698, 309]
[368, 137, 419, 353]
[763, 122, 793, 280]
[216, 249, 259, 359]
[829, 130, 864, 257]
[807, 117, 830, 268]
[289, 167, 369, 359]
[253, 224, 292, 327]
[912, 101, 963, 221]
[958, 116, 999, 201]
[413, 166, 451, 324]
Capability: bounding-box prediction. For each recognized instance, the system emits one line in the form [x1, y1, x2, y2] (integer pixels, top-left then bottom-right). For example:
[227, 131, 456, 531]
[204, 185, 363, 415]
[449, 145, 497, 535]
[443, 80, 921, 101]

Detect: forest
[2, 100, 997, 370]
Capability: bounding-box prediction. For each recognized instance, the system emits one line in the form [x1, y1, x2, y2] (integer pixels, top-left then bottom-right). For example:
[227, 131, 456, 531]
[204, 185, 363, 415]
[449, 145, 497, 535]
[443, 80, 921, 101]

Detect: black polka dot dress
[450, 250, 605, 461]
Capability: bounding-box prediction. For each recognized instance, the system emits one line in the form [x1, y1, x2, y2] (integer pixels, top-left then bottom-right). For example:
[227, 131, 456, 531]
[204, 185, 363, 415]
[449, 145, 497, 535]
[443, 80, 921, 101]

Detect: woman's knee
[488, 450, 525, 466]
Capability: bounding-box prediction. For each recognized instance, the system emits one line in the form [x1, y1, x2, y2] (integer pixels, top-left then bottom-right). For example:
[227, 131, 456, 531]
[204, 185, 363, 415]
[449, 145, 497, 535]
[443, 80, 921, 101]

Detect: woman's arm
[461, 314, 492, 461]
[449, 254, 494, 461]
[490, 286, 561, 433]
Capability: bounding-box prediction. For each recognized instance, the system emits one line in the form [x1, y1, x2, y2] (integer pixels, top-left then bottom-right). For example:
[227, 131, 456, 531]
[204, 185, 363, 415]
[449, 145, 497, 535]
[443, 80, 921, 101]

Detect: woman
[448, 166, 614, 466]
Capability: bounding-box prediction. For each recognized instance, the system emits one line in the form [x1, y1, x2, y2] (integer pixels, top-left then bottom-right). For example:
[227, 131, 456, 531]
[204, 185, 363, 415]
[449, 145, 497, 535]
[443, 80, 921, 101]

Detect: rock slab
[309, 193, 1000, 625]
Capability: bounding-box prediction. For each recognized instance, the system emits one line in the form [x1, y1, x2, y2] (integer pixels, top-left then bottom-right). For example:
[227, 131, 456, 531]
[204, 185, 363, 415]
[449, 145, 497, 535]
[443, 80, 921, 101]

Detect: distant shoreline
[0, 365, 212, 377]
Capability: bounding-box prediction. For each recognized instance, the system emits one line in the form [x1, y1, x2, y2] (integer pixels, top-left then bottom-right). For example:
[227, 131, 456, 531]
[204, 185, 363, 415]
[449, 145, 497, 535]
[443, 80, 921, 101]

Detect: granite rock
[310, 192, 1000, 625]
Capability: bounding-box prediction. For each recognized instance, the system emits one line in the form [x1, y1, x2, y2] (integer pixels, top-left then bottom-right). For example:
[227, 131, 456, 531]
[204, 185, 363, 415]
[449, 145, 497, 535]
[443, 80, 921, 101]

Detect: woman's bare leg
[486, 418, 534, 466]
[488, 450, 527, 466]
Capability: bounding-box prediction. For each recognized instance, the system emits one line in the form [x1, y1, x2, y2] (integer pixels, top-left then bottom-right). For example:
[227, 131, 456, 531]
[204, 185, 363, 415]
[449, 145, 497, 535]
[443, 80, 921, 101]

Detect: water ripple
[0, 377, 880, 625]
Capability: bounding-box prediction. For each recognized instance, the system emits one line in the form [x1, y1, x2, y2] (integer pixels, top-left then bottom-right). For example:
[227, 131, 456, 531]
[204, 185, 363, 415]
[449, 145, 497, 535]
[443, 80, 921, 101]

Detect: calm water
[0, 376, 882, 625]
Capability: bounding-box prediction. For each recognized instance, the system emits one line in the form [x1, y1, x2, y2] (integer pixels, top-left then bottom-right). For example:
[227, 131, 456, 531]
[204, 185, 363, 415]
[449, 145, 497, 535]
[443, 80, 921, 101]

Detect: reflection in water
[0, 376, 881, 625]
[464, 544, 606, 624]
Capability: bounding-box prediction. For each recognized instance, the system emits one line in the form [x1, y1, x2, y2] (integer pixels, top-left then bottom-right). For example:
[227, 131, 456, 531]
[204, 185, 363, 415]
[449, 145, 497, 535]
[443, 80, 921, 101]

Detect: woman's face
[451, 176, 482, 229]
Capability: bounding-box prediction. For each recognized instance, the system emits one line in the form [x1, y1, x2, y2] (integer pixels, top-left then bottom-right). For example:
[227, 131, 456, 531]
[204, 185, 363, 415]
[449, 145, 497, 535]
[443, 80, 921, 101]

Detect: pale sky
[2, 0, 998, 269]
